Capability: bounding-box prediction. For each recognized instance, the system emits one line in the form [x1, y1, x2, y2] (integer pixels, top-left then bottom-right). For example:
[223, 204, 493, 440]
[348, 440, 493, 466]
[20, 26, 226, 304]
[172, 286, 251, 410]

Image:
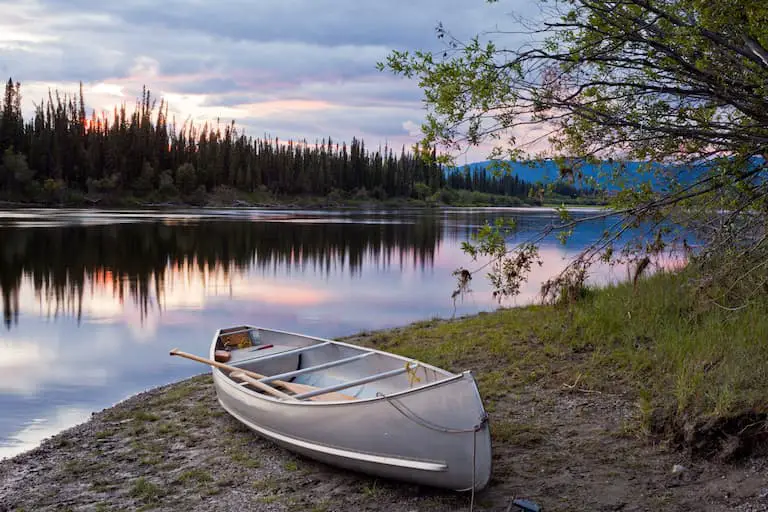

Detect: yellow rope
[405, 362, 421, 386]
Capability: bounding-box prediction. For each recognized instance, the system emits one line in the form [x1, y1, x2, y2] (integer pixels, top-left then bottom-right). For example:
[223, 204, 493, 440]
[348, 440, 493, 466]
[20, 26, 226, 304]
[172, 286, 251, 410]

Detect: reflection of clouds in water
[0, 407, 92, 460]
[0, 333, 113, 395]
[14, 262, 337, 341]
[225, 281, 334, 306]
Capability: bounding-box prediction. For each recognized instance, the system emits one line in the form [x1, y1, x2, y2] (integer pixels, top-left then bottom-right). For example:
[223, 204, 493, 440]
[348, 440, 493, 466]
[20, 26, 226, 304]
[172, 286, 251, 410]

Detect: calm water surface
[0, 207, 649, 459]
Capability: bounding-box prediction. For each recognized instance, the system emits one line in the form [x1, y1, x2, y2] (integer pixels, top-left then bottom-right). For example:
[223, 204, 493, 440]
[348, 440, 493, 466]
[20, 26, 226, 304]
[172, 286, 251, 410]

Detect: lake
[0, 207, 662, 459]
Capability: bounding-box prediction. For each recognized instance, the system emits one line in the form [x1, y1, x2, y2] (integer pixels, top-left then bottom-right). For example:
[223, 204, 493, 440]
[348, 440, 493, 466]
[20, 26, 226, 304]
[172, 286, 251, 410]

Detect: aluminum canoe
[208, 325, 493, 491]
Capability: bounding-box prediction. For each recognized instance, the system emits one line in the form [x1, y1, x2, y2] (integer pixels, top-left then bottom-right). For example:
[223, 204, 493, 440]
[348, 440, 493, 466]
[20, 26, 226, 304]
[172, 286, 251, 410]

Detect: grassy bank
[4, 269, 768, 511]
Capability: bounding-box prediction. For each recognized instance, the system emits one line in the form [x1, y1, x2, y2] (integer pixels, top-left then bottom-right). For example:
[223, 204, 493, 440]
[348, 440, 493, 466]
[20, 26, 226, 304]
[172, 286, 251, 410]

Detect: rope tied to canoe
[405, 362, 422, 386]
[376, 391, 488, 512]
[376, 391, 487, 434]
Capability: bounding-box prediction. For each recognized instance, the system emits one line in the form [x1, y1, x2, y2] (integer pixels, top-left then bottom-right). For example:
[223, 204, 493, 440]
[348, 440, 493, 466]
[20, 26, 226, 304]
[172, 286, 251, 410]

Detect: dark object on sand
[508, 498, 542, 512]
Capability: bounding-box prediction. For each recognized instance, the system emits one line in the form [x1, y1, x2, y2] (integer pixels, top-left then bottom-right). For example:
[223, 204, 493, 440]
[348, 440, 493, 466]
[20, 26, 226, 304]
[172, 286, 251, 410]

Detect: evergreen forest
[0, 78, 595, 206]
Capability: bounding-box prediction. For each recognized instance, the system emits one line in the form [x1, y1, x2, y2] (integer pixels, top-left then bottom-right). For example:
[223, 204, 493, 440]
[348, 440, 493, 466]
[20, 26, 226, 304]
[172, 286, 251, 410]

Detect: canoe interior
[215, 326, 455, 400]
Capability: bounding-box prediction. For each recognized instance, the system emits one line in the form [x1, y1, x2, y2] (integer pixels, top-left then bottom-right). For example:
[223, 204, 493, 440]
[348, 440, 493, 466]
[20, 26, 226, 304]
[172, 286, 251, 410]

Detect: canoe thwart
[258, 352, 374, 384]
[294, 363, 420, 400]
[230, 341, 333, 367]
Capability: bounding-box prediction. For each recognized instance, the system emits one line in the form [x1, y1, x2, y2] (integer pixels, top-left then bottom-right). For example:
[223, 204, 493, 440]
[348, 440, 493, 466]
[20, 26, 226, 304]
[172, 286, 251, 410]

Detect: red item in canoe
[214, 350, 231, 362]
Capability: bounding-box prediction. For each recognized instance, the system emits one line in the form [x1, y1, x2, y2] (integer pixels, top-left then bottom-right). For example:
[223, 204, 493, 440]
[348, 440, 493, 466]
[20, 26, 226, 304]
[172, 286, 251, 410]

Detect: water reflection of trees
[0, 218, 442, 328]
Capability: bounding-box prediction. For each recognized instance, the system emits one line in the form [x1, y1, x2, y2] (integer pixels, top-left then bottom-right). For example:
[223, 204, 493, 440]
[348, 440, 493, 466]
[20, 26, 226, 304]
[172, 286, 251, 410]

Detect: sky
[0, 0, 540, 164]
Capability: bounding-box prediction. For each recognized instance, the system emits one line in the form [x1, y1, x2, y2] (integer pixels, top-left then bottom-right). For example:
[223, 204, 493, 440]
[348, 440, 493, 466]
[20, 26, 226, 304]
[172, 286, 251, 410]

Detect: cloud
[0, 0, 539, 162]
[0, 406, 93, 460]
[403, 120, 422, 137]
[33, 0, 515, 49]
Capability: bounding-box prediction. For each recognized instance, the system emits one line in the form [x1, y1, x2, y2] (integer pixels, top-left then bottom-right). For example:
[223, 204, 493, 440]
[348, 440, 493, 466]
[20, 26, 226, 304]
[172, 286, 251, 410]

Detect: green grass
[229, 442, 262, 468]
[62, 459, 106, 480]
[310, 501, 331, 512]
[558, 270, 768, 420]
[94, 429, 114, 439]
[361, 480, 381, 498]
[176, 468, 213, 485]
[129, 477, 162, 504]
[252, 476, 279, 492]
[491, 420, 546, 447]
[358, 269, 768, 433]
[91, 478, 118, 493]
[132, 411, 159, 422]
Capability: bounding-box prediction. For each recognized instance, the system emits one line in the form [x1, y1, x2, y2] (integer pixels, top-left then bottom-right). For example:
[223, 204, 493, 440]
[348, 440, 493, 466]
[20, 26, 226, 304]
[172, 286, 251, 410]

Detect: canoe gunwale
[215, 360, 470, 407]
[210, 326, 470, 407]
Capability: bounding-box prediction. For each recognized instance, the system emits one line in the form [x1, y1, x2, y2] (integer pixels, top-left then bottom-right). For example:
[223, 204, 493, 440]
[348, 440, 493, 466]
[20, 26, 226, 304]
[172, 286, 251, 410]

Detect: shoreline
[0, 195, 607, 211]
[3, 315, 768, 511]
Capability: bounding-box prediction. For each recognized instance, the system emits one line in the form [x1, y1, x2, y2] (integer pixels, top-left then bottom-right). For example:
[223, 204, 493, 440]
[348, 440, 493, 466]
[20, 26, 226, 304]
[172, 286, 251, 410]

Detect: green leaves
[381, 0, 768, 304]
[378, 28, 520, 161]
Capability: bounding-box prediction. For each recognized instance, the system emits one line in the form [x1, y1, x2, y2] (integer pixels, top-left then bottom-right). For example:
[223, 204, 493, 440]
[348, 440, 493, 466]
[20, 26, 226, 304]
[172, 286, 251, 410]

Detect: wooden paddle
[169, 348, 356, 402]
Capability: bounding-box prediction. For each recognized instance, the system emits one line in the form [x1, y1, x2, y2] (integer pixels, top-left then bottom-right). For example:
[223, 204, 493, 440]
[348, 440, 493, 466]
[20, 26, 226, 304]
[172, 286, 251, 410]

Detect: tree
[380, 0, 768, 306]
[176, 163, 197, 195]
[0, 79, 23, 154]
[0, 148, 34, 196]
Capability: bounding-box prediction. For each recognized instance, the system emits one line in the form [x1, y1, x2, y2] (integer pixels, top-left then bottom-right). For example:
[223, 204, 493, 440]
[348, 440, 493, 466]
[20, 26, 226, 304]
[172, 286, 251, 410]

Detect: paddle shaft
[228, 371, 295, 400]
[169, 348, 355, 401]
[170, 348, 305, 391]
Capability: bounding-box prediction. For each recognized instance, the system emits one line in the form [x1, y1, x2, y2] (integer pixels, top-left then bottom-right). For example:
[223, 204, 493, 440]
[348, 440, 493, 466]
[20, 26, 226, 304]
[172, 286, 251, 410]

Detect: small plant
[311, 500, 331, 512]
[361, 480, 380, 498]
[252, 476, 279, 492]
[95, 429, 113, 439]
[230, 450, 261, 468]
[491, 420, 545, 447]
[130, 477, 162, 504]
[177, 468, 213, 484]
[132, 410, 159, 422]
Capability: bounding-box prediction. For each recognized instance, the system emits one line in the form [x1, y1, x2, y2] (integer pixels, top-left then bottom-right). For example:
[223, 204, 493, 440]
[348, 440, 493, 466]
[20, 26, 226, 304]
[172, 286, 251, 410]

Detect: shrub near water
[534, 269, 768, 459]
[562, 271, 768, 420]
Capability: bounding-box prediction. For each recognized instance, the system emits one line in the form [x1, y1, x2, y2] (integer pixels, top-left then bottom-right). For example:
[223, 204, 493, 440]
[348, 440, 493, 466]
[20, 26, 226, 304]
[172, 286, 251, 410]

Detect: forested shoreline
[0, 78, 597, 207]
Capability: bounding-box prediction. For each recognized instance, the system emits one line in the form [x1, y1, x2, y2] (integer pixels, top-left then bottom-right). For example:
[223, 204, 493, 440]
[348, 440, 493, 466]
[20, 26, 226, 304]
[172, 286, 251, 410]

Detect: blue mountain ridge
[450, 159, 707, 191]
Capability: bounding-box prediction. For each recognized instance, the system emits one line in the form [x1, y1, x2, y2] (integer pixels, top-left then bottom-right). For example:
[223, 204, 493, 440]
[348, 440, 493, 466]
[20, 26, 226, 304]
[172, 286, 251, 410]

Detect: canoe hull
[214, 371, 491, 490]
[210, 327, 492, 491]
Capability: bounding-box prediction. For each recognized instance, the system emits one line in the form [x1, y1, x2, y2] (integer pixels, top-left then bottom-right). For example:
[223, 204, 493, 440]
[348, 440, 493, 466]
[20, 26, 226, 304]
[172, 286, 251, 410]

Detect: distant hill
[451, 159, 706, 191]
